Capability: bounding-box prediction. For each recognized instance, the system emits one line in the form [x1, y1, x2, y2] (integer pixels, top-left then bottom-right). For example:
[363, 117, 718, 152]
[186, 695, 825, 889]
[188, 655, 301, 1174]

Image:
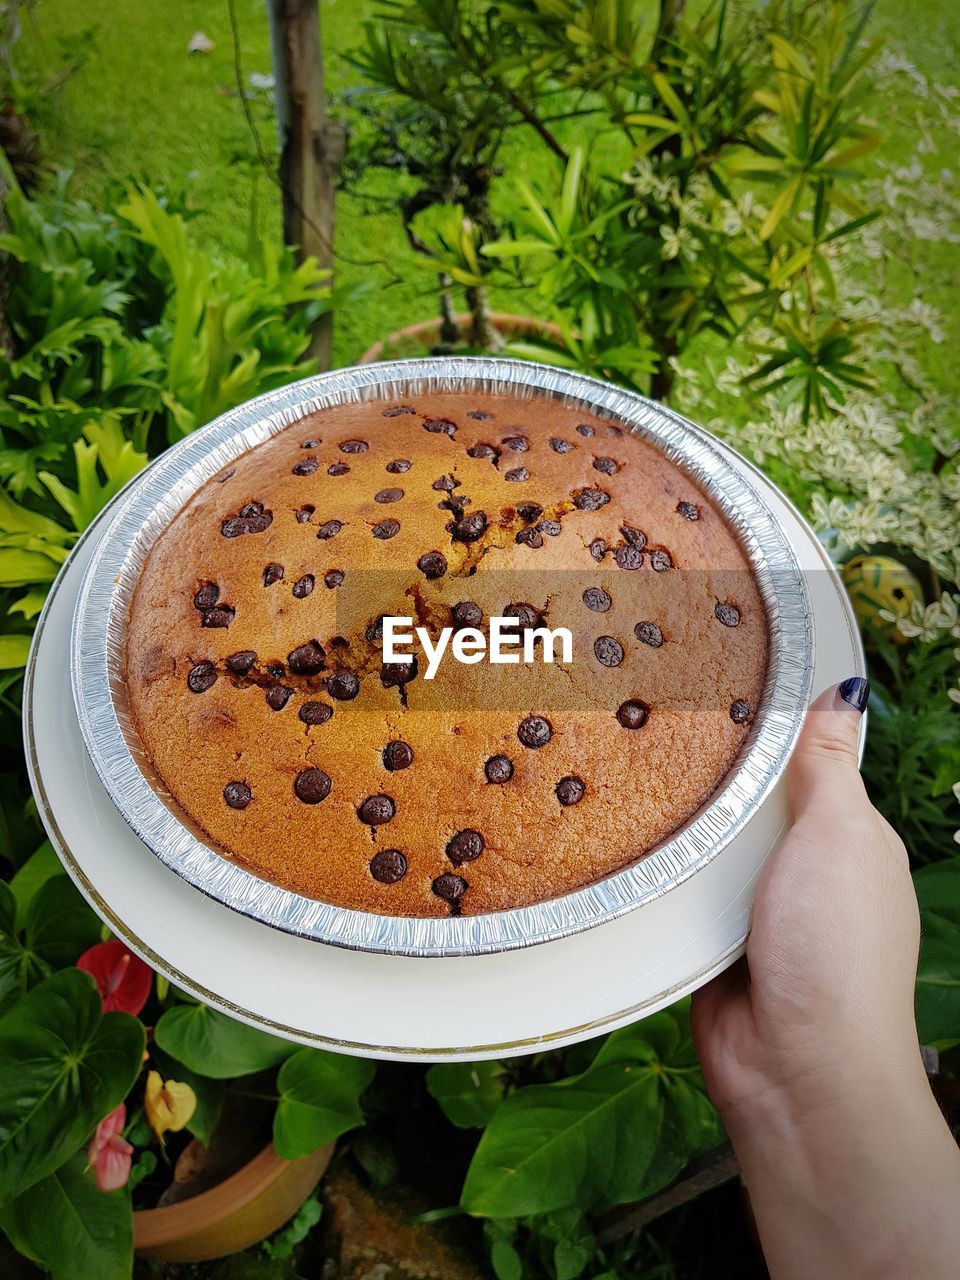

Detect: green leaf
[426, 1061, 506, 1128]
[461, 1009, 720, 1217]
[915, 858, 960, 1045]
[0, 633, 31, 670]
[8, 841, 63, 929]
[0, 1153, 132, 1280]
[480, 238, 558, 259]
[154, 1002, 296, 1078]
[274, 1049, 375, 1159]
[0, 879, 49, 1018]
[24, 874, 102, 969]
[0, 968, 145, 1201]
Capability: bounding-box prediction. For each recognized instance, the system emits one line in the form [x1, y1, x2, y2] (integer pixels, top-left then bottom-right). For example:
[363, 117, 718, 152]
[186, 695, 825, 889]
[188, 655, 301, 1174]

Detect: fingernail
[836, 676, 869, 714]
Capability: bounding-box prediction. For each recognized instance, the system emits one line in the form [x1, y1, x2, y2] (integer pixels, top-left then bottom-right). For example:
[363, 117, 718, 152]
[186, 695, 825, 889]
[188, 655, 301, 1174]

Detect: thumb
[786, 676, 869, 818]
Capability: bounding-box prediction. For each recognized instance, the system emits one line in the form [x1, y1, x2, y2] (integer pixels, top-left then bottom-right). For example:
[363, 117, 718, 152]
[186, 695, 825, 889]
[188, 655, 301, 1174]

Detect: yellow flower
[144, 1070, 197, 1144]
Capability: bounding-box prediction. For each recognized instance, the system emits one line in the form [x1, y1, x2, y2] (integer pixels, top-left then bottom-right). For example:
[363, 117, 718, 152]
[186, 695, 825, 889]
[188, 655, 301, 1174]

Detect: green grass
[14, 0, 960, 386]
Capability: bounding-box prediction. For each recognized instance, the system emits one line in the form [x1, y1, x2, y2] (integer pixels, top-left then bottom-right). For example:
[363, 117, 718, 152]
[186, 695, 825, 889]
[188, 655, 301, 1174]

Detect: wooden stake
[266, 0, 345, 371]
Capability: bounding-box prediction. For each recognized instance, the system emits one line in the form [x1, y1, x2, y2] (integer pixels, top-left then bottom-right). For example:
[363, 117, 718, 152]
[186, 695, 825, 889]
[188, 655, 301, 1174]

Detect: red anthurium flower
[76, 939, 152, 1015]
[88, 1104, 133, 1192]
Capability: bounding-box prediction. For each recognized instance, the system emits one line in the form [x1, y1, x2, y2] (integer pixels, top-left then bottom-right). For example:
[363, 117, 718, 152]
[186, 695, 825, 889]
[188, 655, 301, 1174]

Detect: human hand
[692, 676, 921, 1119]
[691, 678, 960, 1280]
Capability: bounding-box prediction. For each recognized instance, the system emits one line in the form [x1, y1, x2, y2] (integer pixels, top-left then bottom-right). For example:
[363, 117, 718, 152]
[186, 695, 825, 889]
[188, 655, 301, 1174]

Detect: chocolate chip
[594, 636, 624, 667]
[556, 776, 585, 806]
[266, 683, 293, 710]
[432, 475, 458, 492]
[381, 656, 417, 688]
[677, 500, 700, 520]
[328, 463, 350, 477]
[635, 622, 663, 647]
[194, 582, 219, 610]
[187, 662, 217, 693]
[316, 520, 342, 540]
[432, 873, 467, 903]
[296, 506, 314, 524]
[376, 488, 404, 503]
[517, 502, 543, 523]
[589, 538, 607, 561]
[386, 458, 411, 474]
[621, 526, 647, 549]
[201, 606, 235, 628]
[358, 794, 395, 825]
[485, 755, 513, 784]
[550, 438, 573, 453]
[616, 700, 649, 729]
[288, 640, 325, 675]
[227, 650, 257, 675]
[292, 574, 315, 598]
[583, 587, 611, 613]
[468, 443, 500, 463]
[573, 488, 609, 511]
[293, 458, 318, 476]
[339, 439, 368, 454]
[451, 510, 487, 543]
[576, 423, 595, 437]
[216, 468, 235, 484]
[382, 405, 415, 417]
[650, 549, 673, 572]
[516, 528, 544, 548]
[301, 438, 321, 449]
[417, 551, 447, 579]
[324, 569, 344, 589]
[504, 602, 539, 631]
[451, 601, 482, 630]
[730, 699, 752, 724]
[446, 828, 484, 866]
[615, 545, 643, 571]
[221, 503, 273, 537]
[223, 781, 251, 809]
[467, 410, 491, 419]
[267, 663, 284, 681]
[518, 715, 552, 748]
[300, 700, 332, 725]
[263, 562, 284, 586]
[423, 418, 456, 437]
[370, 849, 407, 883]
[503, 466, 527, 483]
[372, 518, 400, 539]
[503, 435, 528, 452]
[327, 670, 360, 700]
[294, 768, 331, 803]
[538, 519, 561, 537]
[593, 457, 619, 475]
[715, 602, 741, 627]
[439, 495, 468, 515]
[383, 740, 414, 771]
[366, 616, 386, 643]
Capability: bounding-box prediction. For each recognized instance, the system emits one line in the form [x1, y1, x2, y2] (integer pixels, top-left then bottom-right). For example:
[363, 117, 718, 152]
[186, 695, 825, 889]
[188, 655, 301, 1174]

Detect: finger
[786, 677, 869, 820]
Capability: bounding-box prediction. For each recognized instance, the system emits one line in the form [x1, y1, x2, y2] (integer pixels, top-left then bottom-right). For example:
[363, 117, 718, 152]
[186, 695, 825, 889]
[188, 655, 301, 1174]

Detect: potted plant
[0, 863, 374, 1274]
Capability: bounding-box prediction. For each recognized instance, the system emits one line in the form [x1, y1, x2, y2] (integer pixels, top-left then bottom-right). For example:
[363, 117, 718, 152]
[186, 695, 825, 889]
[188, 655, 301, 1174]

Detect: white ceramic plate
[23, 434, 864, 1061]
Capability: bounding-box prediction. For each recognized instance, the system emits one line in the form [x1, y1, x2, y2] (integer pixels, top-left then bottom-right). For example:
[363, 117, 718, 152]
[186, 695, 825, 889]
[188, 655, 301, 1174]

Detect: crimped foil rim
[70, 357, 813, 957]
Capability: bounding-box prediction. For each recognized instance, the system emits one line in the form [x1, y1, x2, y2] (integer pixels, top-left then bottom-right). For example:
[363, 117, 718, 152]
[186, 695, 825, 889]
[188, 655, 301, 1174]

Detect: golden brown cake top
[125, 390, 768, 917]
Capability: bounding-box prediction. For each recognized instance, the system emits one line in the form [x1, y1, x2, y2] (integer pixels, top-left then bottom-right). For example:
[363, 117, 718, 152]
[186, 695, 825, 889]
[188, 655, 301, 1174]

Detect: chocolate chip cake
[125, 391, 768, 917]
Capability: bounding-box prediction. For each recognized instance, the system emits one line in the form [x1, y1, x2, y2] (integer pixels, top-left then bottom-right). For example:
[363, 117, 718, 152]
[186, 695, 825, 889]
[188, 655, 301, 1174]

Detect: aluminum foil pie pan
[70, 358, 814, 957]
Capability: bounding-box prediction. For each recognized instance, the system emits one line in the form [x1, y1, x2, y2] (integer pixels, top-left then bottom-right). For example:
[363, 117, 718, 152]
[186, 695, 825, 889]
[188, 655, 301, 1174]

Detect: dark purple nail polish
[837, 676, 869, 713]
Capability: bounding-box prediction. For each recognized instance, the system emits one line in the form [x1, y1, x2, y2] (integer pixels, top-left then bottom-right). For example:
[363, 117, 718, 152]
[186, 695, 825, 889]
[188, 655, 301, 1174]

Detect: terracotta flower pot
[133, 1141, 333, 1263]
[357, 311, 564, 365]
